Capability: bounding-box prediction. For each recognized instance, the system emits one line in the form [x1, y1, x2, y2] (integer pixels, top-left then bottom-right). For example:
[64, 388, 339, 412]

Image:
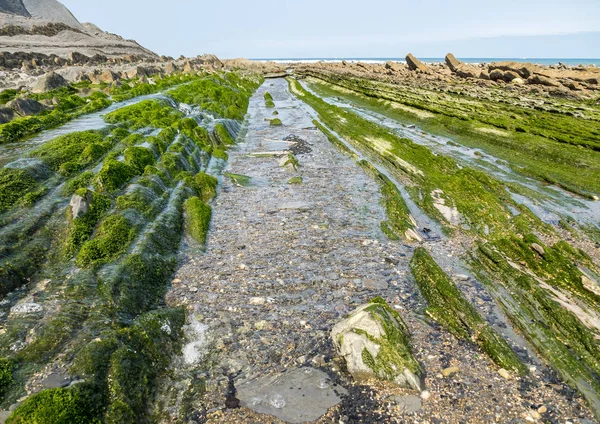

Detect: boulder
[489, 61, 537, 79]
[405, 54, 428, 72]
[199, 54, 224, 68]
[503, 71, 519, 82]
[32, 72, 70, 93]
[445, 53, 461, 72]
[69, 190, 94, 219]
[385, 60, 402, 72]
[528, 74, 561, 87]
[0, 107, 15, 124]
[68, 52, 90, 64]
[97, 69, 120, 83]
[182, 61, 194, 74]
[489, 69, 505, 81]
[7, 97, 46, 116]
[511, 77, 525, 85]
[165, 61, 179, 75]
[565, 81, 584, 91]
[331, 297, 424, 390]
[454, 64, 478, 79]
[479, 71, 490, 80]
[126, 66, 149, 79]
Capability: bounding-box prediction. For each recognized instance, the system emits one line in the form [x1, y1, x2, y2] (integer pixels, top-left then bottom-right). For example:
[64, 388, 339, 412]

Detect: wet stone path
[163, 79, 595, 423]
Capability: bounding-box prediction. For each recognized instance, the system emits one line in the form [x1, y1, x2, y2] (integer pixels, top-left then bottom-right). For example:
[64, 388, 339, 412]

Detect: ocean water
[253, 58, 600, 66]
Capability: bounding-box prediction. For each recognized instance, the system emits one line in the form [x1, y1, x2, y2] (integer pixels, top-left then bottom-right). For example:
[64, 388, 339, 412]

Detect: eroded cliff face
[0, 0, 157, 59]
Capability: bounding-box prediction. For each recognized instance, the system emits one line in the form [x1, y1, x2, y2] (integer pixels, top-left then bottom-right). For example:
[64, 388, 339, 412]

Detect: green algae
[0, 168, 39, 213]
[264, 92, 275, 108]
[64, 190, 112, 258]
[0, 358, 12, 400]
[0, 70, 262, 420]
[94, 160, 136, 193]
[410, 248, 526, 374]
[363, 297, 423, 379]
[270, 118, 283, 126]
[301, 73, 600, 197]
[225, 172, 252, 187]
[184, 197, 212, 244]
[63, 172, 94, 196]
[189, 172, 218, 202]
[168, 73, 260, 120]
[288, 176, 303, 185]
[123, 146, 156, 174]
[281, 153, 299, 170]
[289, 77, 534, 238]
[29, 130, 110, 176]
[0, 87, 115, 145]
[472, 241, 600, 417]
[358, 160, 417, 241]
[6, 384, 102, 424]
[213, 122, 235, 146]
[104, 100, 182, 130]
[76, 215, 138, 268]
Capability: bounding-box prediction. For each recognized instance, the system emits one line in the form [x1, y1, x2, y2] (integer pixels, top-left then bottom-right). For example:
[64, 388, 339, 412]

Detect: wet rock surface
[236, 367, 347, 423]
[163, 78, 596, 423]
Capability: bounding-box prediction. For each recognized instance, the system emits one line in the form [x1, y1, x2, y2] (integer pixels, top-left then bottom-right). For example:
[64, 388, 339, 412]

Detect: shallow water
[0, 93, 173, 168]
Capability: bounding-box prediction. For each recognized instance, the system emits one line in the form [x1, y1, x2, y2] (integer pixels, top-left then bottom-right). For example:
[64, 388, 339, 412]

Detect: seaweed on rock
[410, 247, 526, 374]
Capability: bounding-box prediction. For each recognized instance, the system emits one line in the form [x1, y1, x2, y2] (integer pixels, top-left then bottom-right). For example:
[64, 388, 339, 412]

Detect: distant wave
[252, 58, 600, 66]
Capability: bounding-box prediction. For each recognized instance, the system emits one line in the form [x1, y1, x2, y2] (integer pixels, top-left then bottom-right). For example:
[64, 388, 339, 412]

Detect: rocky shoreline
[0, 2, 599, 418]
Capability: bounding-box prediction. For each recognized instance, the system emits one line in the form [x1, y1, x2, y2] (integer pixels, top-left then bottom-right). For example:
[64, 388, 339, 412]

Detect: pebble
[392, 395, 422, 414]
[442, 366, 460, 377]
[537, 405, 547, 414]
[249, 297, 266, 305]
[498, 368, 511, 380]
[530, 411, 542, 420]
[420, 390, 431, 400]
[362, 279, 388, 290]
[10, 303, 42, 315]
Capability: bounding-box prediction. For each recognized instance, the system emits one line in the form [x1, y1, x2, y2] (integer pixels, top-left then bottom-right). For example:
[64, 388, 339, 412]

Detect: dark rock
[489, 69, 504, 81]
[455, 64, 478, 79]
[68, 52, 90, 64]
[6, 97, 45, 116]
[32, 71, 70, 93]
[528, 74, 561, 87]
[385, 60, 402, 72]
[0, 107, 15, 124]
[489, 61, 537, 79]
[165, 61, 179, 75]
[69, 190, 93, 219]
[41, 373, 71, 389]
[405, 53, 428, 72]
[503, 71, 519, 82]
[445, 53, 461, 72]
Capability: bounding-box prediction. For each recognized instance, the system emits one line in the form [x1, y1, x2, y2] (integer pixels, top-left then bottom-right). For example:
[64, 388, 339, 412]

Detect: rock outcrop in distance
[0, 0, 157, 60]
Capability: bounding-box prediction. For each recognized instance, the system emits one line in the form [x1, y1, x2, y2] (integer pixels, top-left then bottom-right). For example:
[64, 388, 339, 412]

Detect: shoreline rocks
[331, 297, 424, 391]
[406, 53, 428, 73]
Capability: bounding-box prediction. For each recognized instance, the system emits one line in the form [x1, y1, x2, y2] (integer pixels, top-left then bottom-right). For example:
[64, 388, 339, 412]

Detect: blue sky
[61, 0, 600, 58]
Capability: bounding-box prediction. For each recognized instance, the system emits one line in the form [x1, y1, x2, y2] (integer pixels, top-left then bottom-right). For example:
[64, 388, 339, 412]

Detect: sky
[61, 0, 600, 59]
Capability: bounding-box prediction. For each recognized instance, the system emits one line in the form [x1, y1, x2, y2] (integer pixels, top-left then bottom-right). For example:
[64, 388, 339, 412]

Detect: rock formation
[331, 298, 424, 391]
[406, 53, 428, 72]
[31, 71, 69, 92]
[0, 0, 157, 60]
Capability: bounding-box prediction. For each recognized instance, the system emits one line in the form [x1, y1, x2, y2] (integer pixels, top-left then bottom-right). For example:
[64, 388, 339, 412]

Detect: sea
[252, 58, 600, 67]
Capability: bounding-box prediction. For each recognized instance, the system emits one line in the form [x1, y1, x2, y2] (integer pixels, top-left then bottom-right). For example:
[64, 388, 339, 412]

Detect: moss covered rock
[184, 197, 212, 244]
[331, 297, 423, 390]
[76, 215, 137, 268]
[6, 385, 101, 424]
[0, 358, 13, 400]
